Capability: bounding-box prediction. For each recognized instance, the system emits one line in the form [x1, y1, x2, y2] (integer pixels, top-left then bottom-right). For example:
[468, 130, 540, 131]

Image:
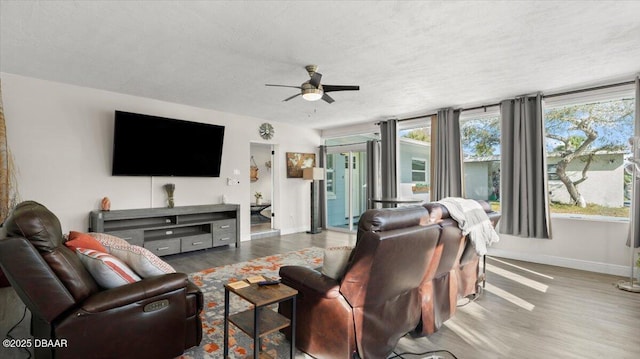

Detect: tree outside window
[545, 98, 634, 217]
[460, 96, 635, 218]
[460, 115, 501, 210]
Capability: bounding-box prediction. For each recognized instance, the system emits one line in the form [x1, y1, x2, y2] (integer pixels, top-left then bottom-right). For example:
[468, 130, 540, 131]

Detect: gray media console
[89, 204, 240, 257]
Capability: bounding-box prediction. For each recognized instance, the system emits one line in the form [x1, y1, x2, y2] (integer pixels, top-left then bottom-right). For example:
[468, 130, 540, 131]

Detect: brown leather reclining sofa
[0, 201, 203, 359]
[417, 201, 501, 335]
[279, 201, 500, 359]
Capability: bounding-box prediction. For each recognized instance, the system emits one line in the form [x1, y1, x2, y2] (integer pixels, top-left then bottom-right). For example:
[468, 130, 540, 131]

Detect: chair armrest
[184, 279, 203, 319]
[279, 266, 340, 299]
[81, 272, 188, 313]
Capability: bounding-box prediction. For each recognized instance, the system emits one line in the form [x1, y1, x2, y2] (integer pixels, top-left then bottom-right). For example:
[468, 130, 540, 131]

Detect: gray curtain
[627, 76, 640, 248]
[499, 94, 551, 239]
[432, 108, 463, 200]
[366, 140, 380, 209]
[319, 145, 327, 229]
[380, 119, 398, 205]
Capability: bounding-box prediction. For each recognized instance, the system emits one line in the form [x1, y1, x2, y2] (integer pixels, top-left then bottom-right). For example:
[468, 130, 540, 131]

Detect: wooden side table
[224, 281, 297, 358]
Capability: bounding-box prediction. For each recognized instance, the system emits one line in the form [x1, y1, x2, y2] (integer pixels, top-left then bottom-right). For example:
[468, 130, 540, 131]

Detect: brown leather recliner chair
[0, 201, 203, 359]
[279, 206, 441, 359]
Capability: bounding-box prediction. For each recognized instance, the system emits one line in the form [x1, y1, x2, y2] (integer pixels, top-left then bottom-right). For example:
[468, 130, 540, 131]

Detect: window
[325, 155, 335, 196]
[544, 95, 635, 218]
[399, 125, 431, 199]
[460, 114, 501, 209]
[411, 158, 427, 182]
[547, 164, 560, 181]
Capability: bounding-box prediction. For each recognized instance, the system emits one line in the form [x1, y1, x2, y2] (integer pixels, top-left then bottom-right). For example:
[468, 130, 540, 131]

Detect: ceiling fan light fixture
[266, 65, 359, 103]
[302, 88, 323, 101]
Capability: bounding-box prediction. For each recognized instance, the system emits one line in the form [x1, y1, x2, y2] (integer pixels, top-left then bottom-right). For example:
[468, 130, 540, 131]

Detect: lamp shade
[303, 167, 325, 181]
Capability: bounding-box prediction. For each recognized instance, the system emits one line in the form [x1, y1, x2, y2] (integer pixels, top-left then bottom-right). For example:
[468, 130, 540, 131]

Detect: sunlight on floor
[488, 257, 554, 279]
[486, 263, 549, 293]
[455, 301, 489, 321]
[443, 319, 506, 353]
[483, 283, 535, 311]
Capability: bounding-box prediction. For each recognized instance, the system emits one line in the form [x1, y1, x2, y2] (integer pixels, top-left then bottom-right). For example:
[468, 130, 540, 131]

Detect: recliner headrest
[4, 201, 63, 253]
[423, 200, 492, 223]
[358, 205, 429, 232]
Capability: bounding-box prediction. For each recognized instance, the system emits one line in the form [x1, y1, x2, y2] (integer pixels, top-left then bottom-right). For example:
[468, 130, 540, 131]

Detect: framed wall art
[286, 152, 316, 178]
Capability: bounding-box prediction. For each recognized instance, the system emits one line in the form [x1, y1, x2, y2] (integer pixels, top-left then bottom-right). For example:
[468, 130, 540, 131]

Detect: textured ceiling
[1, 1, 640, 130]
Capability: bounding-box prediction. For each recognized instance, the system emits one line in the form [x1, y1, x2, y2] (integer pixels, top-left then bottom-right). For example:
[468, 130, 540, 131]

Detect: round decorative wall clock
[259, 122, 274, 140]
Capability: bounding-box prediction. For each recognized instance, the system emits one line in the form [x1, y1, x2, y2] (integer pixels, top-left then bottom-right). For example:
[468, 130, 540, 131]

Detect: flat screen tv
[112, 111, 225, 177]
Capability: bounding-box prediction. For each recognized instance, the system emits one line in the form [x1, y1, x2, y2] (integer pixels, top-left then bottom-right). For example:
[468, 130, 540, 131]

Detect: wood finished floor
[167, 231, 640, 359]
[2, 230, 639, 359]
[163, 229, 357, 273]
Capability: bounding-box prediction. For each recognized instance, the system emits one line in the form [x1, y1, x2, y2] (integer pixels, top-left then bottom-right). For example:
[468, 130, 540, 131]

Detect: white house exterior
[547, 152, 626, 207]
[463, 152, 626, 207]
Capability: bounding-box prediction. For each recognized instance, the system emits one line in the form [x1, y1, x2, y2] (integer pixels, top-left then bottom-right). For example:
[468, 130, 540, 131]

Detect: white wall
[1, 73, 321, 240]
[489, 216, 631, 276]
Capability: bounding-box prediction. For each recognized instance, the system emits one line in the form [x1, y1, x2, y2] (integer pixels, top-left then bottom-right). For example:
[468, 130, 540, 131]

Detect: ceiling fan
[265, 65, 359, 104]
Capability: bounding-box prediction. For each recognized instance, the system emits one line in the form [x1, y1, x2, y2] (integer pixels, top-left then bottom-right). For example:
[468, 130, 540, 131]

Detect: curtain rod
[543, 80, 635, 99]
[324, 141, 372, 148]
[462, 103, 500, 112]
[397, 113, 436, 123]
[389, 78, 636, 123]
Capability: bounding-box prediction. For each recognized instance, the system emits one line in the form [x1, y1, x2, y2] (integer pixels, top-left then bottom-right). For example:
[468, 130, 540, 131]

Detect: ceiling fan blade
[283, 93, 302, 102]
[322, 85, 360, 93]
[322, 93, 335, 104]
[265, 84, 302, 89]
[309, 72, 322, 88]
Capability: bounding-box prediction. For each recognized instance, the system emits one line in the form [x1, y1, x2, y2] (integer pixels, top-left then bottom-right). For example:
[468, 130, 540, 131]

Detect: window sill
[550, 213, 629, 223]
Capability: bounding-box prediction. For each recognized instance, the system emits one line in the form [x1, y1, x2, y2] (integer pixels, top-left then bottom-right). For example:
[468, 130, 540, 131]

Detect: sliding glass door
[326, 146, 368, 232]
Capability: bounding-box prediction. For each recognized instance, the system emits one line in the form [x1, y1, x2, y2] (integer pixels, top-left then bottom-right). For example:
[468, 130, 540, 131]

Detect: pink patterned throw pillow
[76, 248, 141, 288]
[89, 232, 130, 249]
[107, 243, 176, 277]
[89, 233, 176, 278]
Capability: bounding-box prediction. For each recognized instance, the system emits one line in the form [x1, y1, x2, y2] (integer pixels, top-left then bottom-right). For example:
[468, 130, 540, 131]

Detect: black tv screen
[112, 111, 225, 177]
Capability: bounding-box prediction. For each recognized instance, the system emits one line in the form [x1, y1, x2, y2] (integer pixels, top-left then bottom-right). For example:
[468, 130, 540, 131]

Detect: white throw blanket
[437, 197, 500, 256]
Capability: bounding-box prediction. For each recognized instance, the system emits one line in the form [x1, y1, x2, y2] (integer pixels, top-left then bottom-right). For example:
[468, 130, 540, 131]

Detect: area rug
[179, 247, 323, 359]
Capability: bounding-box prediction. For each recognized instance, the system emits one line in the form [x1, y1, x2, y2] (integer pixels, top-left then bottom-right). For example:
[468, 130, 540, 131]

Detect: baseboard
[280, 226, 311, 236]
[250, 229, 281, 240]
[487, 248, 630, 277]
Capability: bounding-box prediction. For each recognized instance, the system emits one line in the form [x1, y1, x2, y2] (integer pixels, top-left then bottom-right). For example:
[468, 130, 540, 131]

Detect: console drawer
[212, 219, 236, 233]
[213, 231, 236, 246]
[105, 229, 144, 247]
[181, 234, 213, 252]
[144, 238, 181, 256]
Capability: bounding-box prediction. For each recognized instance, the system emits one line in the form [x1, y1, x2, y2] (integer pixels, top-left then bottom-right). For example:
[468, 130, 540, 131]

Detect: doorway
[250, 143, 275, 236]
